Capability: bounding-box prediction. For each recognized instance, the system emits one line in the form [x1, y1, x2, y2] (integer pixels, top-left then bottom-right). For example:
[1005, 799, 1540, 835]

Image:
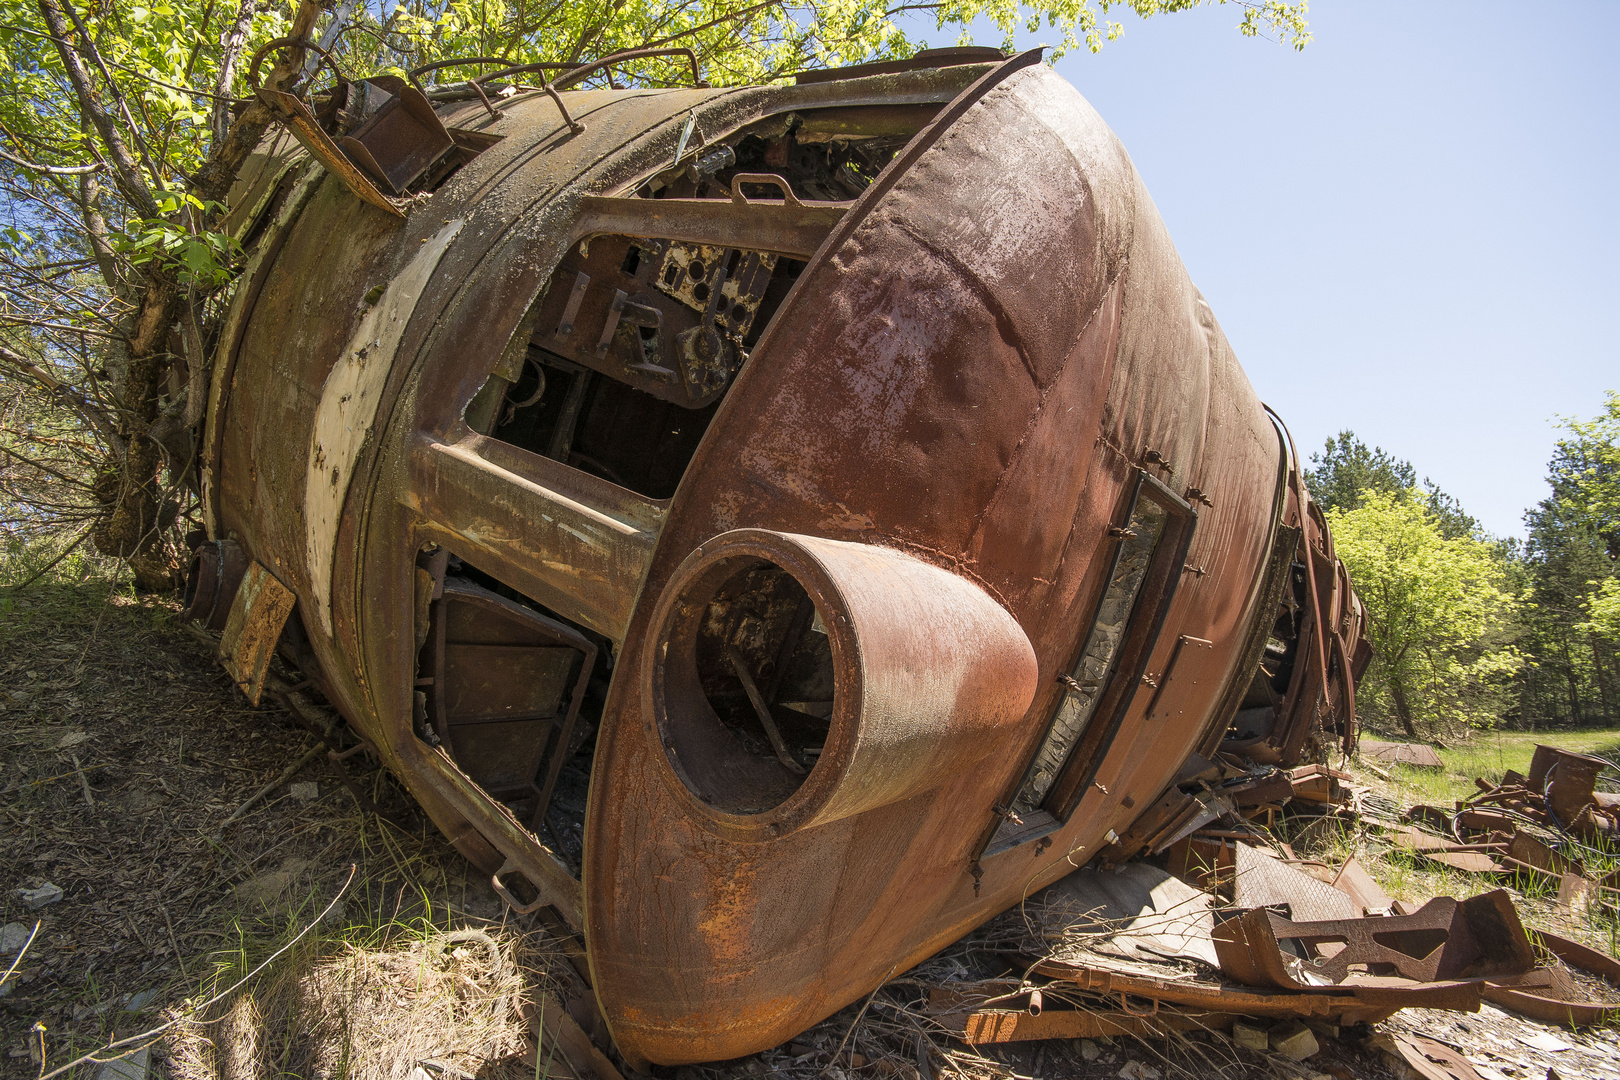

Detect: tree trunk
[1559, 637, 1583, 725]
[1390, 678, 1418, 737]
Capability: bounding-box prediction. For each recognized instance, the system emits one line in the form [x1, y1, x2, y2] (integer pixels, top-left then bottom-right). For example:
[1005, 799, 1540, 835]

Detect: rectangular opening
[463, 102, 955, 503]
[414, 547, 614, 877]
[465, 233, 805, 501]
[983, 471, 1197, 855]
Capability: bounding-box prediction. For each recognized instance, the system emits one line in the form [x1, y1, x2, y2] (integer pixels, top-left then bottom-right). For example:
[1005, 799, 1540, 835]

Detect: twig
[0, 920, 40, 989]
[70, 753, 94, 808]
[161, 904, 189, 979]
[38, 865, 356, 1080]
[214, 745, 326, 835]
[0, 145, 103, 175]
[828, 965, 897, 1072]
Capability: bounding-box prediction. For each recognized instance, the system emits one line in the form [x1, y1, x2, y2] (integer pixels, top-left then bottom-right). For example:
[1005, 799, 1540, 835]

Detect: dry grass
[0, 575, 574, 1078]
[164, 925, 562, 1080]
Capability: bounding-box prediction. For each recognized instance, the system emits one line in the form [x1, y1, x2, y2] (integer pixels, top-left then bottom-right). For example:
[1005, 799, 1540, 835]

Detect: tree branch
[0, 145, 103, 175]
[192, 0, 325, 204]
[211, 0, 259, 147]
[0, 344, 125, 457]
[35, 0, 158, 217]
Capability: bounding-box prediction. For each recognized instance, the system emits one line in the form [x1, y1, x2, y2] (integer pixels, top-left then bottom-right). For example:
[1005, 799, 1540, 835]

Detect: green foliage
[1512, 395, 1620, 727]
[1307, 430, 1478, 540]
[114, 194, 240, 287]
[1585, 578, 1620, 642]
[1550, 390, 1620, 559]
[1330, 489, 1521, 734]
[334, 0, 1311, 91]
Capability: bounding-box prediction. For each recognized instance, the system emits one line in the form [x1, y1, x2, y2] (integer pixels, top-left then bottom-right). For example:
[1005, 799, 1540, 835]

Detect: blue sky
[904, 2, 1618, 539]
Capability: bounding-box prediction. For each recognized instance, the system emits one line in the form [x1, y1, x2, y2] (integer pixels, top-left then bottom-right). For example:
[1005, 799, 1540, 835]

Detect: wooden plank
[219, 561, 296, 706]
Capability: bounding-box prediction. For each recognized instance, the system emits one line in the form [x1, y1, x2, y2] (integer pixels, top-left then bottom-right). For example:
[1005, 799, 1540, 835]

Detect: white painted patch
[305, 218, 464, 637]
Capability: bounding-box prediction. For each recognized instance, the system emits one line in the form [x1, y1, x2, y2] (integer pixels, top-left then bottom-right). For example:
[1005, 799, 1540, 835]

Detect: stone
[1079, 1039, 1101, 1062]
[1232, 1022, 1270, 1051]
[125, 988, 159, 1012]
[1269, 1020, 1320, 1061]
[94, 1047, 148, 1080]
[289, 781, 320, 801]
[1, 923, 32, 953]
[16, 883, 62, 909]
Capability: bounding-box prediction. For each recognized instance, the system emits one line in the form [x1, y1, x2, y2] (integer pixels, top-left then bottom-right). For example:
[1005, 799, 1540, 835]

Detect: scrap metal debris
[901, 738, 1620, 1071]
[1386, 744, 1620, 905]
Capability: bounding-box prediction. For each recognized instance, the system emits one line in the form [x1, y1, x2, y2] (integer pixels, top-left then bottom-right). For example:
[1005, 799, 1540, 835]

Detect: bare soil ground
[3, 581, 1618, 1080]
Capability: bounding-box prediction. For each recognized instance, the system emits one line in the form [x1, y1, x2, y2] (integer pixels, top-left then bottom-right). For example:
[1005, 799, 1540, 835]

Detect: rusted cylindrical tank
[200, 48, 1366, 1066]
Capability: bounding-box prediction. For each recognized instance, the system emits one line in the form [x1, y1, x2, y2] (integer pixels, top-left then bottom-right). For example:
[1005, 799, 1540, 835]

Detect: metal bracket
[491, 857, 549, 914]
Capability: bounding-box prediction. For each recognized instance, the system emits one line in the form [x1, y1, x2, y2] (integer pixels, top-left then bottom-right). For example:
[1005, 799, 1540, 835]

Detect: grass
[1363, 727, 1620, 809]
[0, 568, 579, 1077]
[1322, 727, 1620, 960]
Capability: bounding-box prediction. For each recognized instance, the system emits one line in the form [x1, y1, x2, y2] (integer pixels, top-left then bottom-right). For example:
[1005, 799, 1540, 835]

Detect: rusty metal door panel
[217, 177, 405, 598]
[439, 646, 574, 720]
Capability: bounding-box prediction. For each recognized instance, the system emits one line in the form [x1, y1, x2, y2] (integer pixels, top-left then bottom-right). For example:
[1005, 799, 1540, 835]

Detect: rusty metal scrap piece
[1372, 1032, 1487, 1080]
[219, 561, 297, 706]
[334, 76, 456, 195]
[1032, 956, 1482, 1021]
[1231, 844, 1359, 924]
[1529, 744, 1619, 838]
[1481, 929, 1620, 1027]
[1033, 862, 1218, 967]
[941, 1002, 1235, 1045]
[257, 87, 407, 218]
[1287, 763, 1350, 805]
[181, 536, 249, 631]
[1212, 890, 1533, 989]
[1360, 739, 1444, 769]
[1384, 822, 1508, 873]
[1329, 856, 1395, 916]
[1504, 831, 1584, 880]
[525, 990, 625, 1080]
[918, 977, 1198, 1044]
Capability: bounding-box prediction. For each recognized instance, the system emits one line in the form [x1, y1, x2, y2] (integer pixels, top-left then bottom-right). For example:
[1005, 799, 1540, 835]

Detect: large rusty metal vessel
[187, 45, 1369, 1065]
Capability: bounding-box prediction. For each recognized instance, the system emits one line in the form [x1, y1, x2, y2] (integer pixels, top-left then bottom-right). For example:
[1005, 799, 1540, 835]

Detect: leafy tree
[0, 0, 1311, 589]
[1329, 490, 1521, 736]
[1508, 393, 1620, 727]
[1306, 431, 1478, 540]
[1549, 391, 1620, 560]
[1518, 492, 1618, 726]
[1586, 579, 1620, 644]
